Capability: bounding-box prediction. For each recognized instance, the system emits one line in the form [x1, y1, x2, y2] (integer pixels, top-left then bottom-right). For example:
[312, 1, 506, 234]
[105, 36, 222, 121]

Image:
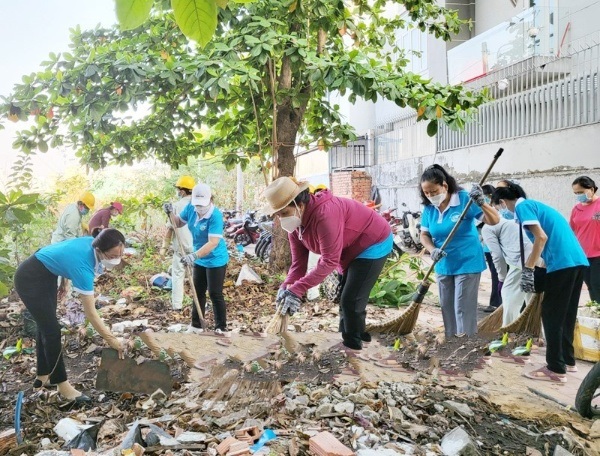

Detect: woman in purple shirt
[262, 177, 392, 350]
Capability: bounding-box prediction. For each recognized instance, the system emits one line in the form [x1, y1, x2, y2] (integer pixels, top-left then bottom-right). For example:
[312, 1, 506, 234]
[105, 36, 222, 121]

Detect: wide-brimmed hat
[191, 183, 212, 206]
[261, 176, 310, 215]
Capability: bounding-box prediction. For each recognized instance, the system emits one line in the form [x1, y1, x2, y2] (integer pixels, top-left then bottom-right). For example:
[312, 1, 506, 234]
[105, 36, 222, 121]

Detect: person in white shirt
[160, 176, 195, 310]
[482, 205, 533, 326]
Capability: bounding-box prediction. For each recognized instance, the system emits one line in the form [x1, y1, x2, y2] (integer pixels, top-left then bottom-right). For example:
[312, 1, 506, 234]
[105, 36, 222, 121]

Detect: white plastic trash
[235, 264, 263, 286]
[54, 417, 94, 443]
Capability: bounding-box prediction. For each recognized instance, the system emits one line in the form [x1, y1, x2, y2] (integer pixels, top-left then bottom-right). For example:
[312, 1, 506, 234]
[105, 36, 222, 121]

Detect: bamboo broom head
[500, 293, 543, 337]
[478, 304, 504, 334]
[366, 301, 421, 335]
[265, 304, 289, 334]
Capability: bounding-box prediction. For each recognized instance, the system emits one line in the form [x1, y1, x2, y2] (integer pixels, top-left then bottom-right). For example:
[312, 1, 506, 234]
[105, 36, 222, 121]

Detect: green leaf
[115, 0, 154, 31]
[426, 120, 438, 137]
[172, 0, 218, 47]
[0, 281, 8, 298]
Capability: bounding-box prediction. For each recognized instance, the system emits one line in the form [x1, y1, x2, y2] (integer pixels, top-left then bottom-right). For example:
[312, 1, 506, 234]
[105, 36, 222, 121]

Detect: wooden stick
[168, 212, 207, 329]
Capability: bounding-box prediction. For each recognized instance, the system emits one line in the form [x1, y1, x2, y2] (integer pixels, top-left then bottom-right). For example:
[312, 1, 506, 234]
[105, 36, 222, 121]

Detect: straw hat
[261, 177, 310, 215]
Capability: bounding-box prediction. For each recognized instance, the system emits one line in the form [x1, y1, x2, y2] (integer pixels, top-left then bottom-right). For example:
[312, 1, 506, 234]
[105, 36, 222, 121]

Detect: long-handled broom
[500, 292, 543, 337]
[168, 212, 207, 330]
[478, 304, 503, 333]
[367, 147, 505, 335]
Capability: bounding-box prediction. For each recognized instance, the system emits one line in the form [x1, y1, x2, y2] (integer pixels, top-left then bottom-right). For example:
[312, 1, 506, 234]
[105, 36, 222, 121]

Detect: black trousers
[338, 255, 388, 349]
[14, 255, 67, 384]
[484, 252, 502, 308]
[192, 264, 227, 331]
[542, 265, 585, 374]
[584, 256, 600, 303]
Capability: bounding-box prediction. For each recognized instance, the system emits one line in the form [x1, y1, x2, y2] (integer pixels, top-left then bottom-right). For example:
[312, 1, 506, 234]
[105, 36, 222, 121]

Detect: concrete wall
[368, 122, 600, 217]
[295, 148, 330, 186]
[474, 0, 530, 37]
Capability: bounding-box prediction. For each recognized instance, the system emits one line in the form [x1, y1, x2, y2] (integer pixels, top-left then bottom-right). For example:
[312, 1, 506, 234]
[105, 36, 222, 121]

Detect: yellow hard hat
[315, 184, 328, 191]
[308, 184, 316, 194]
[78, 191, 95, 210]
[175, 175, 195, 190]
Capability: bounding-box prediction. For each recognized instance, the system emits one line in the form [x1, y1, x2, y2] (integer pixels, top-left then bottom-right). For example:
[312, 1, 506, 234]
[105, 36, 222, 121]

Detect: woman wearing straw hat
[262, 176, 393, 350]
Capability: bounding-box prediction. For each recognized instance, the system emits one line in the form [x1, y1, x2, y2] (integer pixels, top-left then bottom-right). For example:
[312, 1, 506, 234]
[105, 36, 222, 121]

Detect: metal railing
[439, 35, 600, 152]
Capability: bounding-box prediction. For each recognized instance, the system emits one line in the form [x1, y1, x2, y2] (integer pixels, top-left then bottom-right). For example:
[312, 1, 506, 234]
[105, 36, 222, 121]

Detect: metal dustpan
[96, 348, 172, 395]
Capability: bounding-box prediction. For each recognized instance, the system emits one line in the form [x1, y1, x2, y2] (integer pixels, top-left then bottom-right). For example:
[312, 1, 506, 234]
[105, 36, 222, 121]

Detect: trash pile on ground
[0, 241, 598, 456]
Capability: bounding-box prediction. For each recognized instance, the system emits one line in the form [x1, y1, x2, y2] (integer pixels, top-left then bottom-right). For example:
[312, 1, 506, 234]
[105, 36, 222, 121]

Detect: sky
[0, 1, 119, 190]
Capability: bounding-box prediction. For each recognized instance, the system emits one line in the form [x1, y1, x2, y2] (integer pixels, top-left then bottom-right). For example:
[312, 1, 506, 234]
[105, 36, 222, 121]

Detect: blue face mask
[484, 196, 491, 205]
[79, 207, 89, 216]
[576, 193, 591, 203]
[499, 208, 514, 220]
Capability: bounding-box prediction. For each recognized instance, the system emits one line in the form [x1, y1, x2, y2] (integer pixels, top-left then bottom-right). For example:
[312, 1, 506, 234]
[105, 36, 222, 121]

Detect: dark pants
[192, 264, 227, 331]
[14, 255, 67, 384]
[484, 252, 502, 308]
[584, 257, 600, 303]
[338, 255, 388, 349]
[542, 266, 585, 374]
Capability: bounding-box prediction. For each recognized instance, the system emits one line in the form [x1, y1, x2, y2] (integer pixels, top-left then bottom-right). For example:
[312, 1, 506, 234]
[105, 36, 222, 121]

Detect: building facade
[296, 0, 600, 216]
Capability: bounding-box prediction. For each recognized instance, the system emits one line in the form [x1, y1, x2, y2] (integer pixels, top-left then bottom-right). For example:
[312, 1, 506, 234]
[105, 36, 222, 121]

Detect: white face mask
[195, 204, 211, 217]
[428, 192, 447, 207]
[280, 215, 302, 233]
[101, 257, 121, 270]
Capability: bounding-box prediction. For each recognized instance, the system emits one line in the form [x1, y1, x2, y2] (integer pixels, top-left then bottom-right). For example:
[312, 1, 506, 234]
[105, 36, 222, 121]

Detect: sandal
[524, 366, 566, 384]
[498, 354, 531, 365]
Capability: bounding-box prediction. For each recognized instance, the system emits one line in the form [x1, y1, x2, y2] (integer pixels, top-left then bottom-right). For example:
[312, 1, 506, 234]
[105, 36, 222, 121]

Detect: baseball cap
[191, 183, 212, 206]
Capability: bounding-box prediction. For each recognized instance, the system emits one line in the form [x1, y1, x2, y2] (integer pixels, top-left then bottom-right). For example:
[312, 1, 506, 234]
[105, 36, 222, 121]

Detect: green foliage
[369, 255, 428, 308]
[585, 300, 599, 317]
[2, 0, 486, 178]
[0, 189, 46, 296]
[115, 0, 154, 31]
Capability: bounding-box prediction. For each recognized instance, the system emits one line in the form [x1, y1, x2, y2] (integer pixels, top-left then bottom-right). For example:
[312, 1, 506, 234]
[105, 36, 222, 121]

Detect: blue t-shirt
[35, 236, 98, 295]
[179, 204, 229, 268]
[515, 199, 588, 273]
[421, 191, 486, 275]
[357, 232, 393, 259]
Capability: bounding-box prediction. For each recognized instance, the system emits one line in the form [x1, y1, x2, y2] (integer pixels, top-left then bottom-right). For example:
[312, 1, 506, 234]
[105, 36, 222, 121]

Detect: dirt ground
[0, 251, 598, 456]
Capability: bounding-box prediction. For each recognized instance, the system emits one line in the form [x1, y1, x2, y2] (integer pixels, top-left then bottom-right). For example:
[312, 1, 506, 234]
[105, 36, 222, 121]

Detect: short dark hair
[497, 179, 527, 198]
[292, 189, 311, 205]
[92, 228, 125, 252]
[177, 187, 193, 196]
[419, 164, 461, 206]
[482, 184, 495, 196]
[491, 184, 526, 205]
[572, 176, 598, 193]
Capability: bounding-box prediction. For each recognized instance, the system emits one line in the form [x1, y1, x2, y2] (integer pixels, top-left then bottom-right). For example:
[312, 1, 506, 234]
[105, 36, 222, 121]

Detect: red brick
[308, 431, 355, 456]
[216, 436, 237, 455]
[226, 440, 250, 455]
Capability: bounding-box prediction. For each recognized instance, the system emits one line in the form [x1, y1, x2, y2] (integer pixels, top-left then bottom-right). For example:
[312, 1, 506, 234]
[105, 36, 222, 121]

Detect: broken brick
[226, 440, 250, 456]
[309, 431, 355, 456]
[216, 436, 237, 455]
[234, 426, 260, 443]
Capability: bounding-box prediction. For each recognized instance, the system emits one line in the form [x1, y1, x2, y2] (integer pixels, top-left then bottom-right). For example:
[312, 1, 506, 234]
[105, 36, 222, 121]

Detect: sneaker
[566, 365, 578, 372]
[482, 306, 498, 313]
[185, 325, 204, 334]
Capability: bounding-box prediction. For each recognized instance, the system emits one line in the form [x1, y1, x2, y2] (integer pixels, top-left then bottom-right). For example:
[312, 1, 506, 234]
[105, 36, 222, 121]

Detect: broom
[500, 292, 543, 337]
[265, 303, 289, 334]
[478, 304, 503, 333]
[367, 147, 505, 335]
[168, 212, 207, 330]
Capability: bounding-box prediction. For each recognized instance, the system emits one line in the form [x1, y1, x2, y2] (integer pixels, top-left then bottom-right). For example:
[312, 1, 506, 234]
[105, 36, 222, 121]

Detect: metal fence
[438, 34, 600, 152]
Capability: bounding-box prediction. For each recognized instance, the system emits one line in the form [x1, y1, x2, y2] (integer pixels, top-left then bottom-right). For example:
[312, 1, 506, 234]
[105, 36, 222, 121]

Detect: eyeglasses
[103, 243, 124, 260]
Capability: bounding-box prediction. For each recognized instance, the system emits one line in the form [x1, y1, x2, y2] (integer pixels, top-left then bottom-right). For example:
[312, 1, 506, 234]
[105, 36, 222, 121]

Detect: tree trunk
[269, 97, 307, 272]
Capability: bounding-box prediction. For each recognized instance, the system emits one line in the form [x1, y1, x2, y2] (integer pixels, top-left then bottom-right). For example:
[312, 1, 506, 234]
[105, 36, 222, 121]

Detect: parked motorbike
[394, 203, 423, 254]
[233, 211, 262, 246]
[255, 220, 274, 261]
[226, 210, 255, 239]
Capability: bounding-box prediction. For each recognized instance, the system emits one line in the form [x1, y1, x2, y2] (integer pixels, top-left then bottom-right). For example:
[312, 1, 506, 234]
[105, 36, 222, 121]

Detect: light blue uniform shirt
[421, 190, 486, 276]
[357, 232, 393, 259]
[515, 198, 588, 273]
[179, 204, 229, 268]
[35, 236, 98, 295]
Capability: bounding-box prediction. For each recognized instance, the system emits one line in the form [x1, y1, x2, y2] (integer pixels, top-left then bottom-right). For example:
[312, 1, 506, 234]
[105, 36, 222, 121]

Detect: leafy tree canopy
[1, 0, 487, 177]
